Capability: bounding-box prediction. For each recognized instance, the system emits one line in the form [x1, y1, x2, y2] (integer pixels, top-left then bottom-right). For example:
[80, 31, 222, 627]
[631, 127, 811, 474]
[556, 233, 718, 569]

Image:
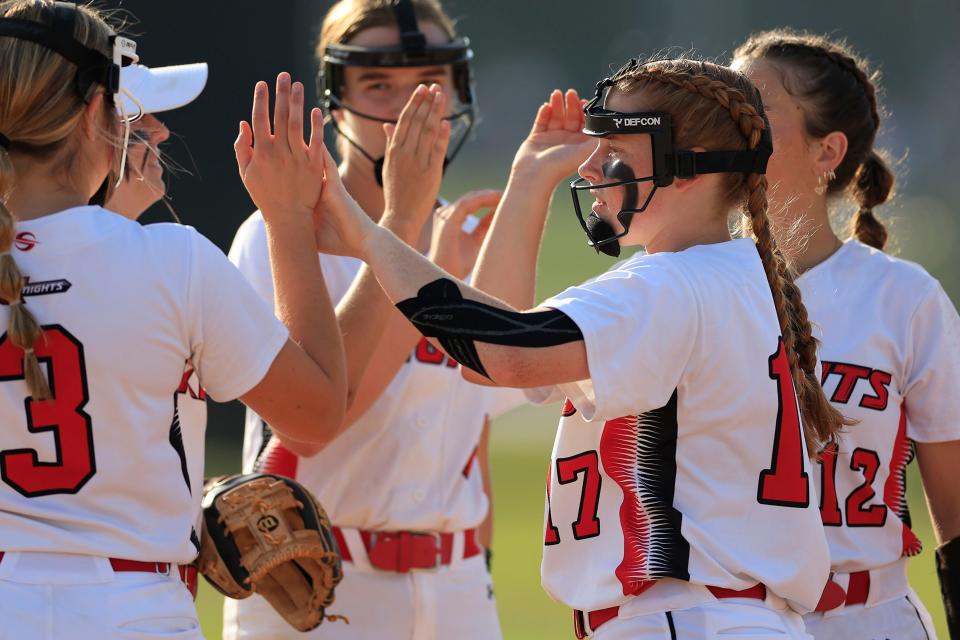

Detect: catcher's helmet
[316, 0, 476, 185]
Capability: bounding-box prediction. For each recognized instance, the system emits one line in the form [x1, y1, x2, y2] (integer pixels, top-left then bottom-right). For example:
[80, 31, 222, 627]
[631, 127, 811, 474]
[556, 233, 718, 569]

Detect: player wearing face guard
[734, 30, 960, 639]
[225, 2, 520, 639]
[317, 0, 475, 186]
[0, 3, 347, 637]
[307, 56, 845, 639]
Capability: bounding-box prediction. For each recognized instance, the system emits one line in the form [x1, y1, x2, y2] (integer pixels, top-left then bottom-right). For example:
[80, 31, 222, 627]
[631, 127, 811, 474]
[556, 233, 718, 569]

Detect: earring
[815, 169, 836, 196]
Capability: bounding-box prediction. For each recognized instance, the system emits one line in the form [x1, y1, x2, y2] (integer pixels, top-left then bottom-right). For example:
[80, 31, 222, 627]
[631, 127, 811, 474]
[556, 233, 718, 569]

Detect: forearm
[265, 218, 346, 414]
[917, 440, 960, 543]
[473, 171, 555, 308]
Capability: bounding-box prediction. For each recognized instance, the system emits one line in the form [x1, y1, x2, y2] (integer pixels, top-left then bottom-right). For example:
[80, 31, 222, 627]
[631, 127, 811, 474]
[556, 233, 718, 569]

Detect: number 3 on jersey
[757, 338, 810, 507]
[0, 325, 95, 497]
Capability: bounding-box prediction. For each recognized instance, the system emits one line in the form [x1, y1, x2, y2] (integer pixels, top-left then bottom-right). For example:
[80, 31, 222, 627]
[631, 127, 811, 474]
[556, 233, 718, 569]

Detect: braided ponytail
[613, 59, 847, 453]
[0, 147, 50, 400]
[734, 29, 895, 252]
[849, 150, 895, 249]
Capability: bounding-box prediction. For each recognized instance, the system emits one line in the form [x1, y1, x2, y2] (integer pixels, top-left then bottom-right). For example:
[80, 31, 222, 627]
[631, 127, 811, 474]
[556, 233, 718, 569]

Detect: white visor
[118, 63, 208, 115]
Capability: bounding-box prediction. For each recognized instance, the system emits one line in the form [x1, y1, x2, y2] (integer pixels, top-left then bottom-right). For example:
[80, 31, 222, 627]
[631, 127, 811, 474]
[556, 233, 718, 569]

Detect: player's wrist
[380, 207, 426, 242]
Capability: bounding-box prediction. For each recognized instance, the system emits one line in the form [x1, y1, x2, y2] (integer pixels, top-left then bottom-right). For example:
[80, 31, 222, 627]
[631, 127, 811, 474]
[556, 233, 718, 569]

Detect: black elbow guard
[937, 536, 960, 639]
[395, 278, 582, 379]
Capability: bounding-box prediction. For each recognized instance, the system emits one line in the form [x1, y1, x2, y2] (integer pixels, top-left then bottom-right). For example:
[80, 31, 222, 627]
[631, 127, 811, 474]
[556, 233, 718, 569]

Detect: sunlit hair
[734, 29, 894, 250]
[0, 0, 120, 398]
[610, 58, 849, 453]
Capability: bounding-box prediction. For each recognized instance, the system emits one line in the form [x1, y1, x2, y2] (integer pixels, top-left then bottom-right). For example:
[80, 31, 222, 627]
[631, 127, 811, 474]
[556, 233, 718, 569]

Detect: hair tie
[0, 132, 10, 150]
[22, 347, 33, 354]
[8, 298, 23, 306]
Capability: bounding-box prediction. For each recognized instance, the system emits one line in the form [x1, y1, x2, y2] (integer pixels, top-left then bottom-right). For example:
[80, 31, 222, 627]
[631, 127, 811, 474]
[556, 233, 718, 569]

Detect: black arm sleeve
[395, 278, 582, 379]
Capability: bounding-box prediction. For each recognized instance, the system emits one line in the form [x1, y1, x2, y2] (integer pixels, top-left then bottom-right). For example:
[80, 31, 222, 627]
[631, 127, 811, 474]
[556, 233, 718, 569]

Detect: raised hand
[381, 84, 451, 238]
[511, 89, 594, 186]
[428, 190, 502, 279]
[234, 73, 326, 224]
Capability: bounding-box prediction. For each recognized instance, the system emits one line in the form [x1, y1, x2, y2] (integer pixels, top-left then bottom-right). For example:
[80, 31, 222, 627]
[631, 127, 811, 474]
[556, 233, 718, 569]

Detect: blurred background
[109, 0, 960, 637]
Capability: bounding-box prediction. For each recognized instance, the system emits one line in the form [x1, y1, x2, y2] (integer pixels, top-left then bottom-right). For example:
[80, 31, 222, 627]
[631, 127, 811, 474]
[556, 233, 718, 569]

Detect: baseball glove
[198, 474, 345, 631]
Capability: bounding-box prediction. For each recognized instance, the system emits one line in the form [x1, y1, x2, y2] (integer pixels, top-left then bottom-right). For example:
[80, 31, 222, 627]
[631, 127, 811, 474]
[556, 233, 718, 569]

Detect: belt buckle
[155, 562, 172, 577]
[409, 531, 442, 572]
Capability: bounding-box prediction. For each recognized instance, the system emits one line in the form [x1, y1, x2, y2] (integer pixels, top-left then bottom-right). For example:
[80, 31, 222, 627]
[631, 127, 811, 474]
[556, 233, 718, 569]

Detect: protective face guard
[0, 1, 140, 197]
[570, 77, 773, 255]
[315, 0, 476, 185]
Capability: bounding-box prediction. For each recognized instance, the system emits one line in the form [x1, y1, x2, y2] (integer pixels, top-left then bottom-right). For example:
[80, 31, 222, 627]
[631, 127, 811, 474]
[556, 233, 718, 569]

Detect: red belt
[331, 527, 481, 572]
[0, 552, 198, 599]
[573, 583, 767, 639]
[814, 570, 869, 612]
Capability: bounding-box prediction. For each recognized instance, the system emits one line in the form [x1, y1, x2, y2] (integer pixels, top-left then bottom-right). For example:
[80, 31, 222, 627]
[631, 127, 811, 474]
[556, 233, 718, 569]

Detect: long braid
[634, 65, 847, 452]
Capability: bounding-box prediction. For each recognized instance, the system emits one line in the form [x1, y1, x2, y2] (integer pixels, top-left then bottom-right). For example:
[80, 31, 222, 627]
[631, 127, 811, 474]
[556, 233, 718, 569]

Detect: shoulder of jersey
[843, 239, 940, 294]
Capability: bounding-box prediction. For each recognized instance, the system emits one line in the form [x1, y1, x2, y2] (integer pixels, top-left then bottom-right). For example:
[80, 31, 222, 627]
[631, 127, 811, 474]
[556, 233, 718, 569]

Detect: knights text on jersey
[0, 206, 287, 563]
[798, 240, 960, 575]
[229, 212, 522, 533]
[537, 239, 830, 613]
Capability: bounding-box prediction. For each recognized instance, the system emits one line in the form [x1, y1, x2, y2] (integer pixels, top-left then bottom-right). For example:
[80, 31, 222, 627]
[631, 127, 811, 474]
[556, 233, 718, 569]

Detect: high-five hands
[511, 89, 594, 185]
[234, 73, 326, 225]
[382, 84, 451, 236]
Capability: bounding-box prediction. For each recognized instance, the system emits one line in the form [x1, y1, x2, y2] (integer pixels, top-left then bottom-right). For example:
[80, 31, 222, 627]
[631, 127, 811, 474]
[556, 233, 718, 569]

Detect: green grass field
[196, 403, 948, 639]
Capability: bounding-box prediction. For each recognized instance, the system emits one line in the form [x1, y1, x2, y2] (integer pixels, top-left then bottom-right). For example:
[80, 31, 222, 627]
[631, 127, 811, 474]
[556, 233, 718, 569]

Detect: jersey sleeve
[903, 281, 960, 442]
[187, 230, 288, 402]
[228, 211, 275, 307]
[541, 259, 699, 421]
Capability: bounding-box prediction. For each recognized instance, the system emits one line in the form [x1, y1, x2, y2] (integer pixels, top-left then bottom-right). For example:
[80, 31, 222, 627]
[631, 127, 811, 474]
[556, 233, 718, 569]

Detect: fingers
[547, 89, 565, 130]
[432, 120, 451, 167]
[287, 81, 305, 151]
[530, 102, 552, 134]
[274, 73, 292, 150]
[383, 122, 396, 146]
[307, 108, 324, 155]
[234, 121, 254, 177]
[472, 210, 495, 237]
[564, 89, 582, 131]
[440, 189, 503, 223]
[392, 84, 430, 149]
[251, 81, 270, 143]
[417, 88, 447, 162]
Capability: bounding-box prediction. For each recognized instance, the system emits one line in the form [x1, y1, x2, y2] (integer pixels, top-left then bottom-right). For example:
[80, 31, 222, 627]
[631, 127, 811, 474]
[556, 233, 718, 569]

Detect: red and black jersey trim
[169, 394, 191, 494]
[600, 389, 690, 594]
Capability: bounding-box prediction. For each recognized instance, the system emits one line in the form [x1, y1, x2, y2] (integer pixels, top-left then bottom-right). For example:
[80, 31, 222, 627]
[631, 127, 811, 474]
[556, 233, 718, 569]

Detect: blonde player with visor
[0, 2, 346, 637]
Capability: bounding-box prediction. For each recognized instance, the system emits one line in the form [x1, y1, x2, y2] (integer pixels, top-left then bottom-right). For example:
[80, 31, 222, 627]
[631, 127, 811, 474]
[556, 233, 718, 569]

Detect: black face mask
[571, 157, 658, 258]
[583, 160, 642, 258]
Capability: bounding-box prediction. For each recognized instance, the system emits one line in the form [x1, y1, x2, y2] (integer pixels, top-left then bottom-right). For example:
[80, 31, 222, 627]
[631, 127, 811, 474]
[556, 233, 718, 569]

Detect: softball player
[0, 3, 345, 638]
[224, 2, 521, 638]
[106, 62, 208, 221]
[734, 30, 960, 639]
[309, 56, 844, 638]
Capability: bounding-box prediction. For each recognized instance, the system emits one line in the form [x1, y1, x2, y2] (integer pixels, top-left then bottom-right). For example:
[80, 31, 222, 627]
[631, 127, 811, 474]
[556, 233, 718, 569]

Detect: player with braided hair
[310, 55, 841, 638]
[734, 29, 960, 639]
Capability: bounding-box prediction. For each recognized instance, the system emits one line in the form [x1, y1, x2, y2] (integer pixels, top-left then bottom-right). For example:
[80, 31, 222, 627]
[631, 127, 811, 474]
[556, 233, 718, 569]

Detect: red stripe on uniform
[882, 404, 922, 557]
[258, 439, 299, 479]
[599, 415, 657, 597]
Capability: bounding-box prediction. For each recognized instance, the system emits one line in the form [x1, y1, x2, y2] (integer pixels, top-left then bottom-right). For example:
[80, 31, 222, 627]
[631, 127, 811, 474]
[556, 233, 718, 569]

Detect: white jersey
[0, 206, 287, 563]
[533, 239, 830, 613]
[229, 212, 522, 533]
[798, 240, 960, 573]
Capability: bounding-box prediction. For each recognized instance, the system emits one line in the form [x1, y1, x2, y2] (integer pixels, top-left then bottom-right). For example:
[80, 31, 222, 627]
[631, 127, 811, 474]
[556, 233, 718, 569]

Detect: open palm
[513, 89, 595, 184]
